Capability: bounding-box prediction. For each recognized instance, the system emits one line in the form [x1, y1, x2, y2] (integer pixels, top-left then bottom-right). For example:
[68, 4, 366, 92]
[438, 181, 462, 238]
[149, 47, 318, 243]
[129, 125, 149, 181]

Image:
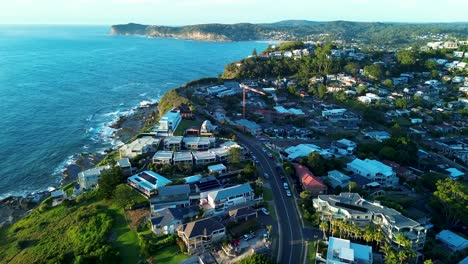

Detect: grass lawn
[173, 119, 203, 136]
[307, 241, 317, 264]
[263, 187, 273, 201]
[152, 245, 188, 264]
[110, 206, 143, 264]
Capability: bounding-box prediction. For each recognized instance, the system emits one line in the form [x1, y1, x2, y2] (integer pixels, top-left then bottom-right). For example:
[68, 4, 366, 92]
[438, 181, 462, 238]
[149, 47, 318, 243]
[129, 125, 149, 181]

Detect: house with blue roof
[127, 170, 172, 197]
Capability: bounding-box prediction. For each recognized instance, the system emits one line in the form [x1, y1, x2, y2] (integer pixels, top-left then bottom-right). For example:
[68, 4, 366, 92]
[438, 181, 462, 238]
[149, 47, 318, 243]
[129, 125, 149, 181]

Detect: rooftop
[208, 163, 227, 172]
[436, 230, 468, 250]
[164, 136, 184, 144]
[128, 171, 172, 191]
[208, 183, 253, 202]
[117, 158, 131, 168]
[173, 152, 193, 161]
[293, 163, 327, 189]
[152, 151, 174, 160]
[177, 217, 225, 239]
[348, 158, 394, 177]
[192, 151, 217, 160]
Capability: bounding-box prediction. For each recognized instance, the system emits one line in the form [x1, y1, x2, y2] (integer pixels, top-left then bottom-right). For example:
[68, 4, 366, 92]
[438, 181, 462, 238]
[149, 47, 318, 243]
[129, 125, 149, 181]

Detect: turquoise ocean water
[0, 25, 268, 198]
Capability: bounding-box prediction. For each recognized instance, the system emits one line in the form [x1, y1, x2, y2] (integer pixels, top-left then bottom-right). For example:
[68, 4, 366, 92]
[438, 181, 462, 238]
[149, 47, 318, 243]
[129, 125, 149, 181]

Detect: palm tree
[319, 221, 328, 239]
[380, 243, 392, 259]
[363, 226, 374, 245]
[394, 233, 406, 249]
[397, 250, 408, 264]
[373, 229, 384, 247]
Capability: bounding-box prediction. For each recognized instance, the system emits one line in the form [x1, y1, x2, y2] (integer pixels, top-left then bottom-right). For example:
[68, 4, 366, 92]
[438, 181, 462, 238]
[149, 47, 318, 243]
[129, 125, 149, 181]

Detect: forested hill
[110, 20, 468, 46]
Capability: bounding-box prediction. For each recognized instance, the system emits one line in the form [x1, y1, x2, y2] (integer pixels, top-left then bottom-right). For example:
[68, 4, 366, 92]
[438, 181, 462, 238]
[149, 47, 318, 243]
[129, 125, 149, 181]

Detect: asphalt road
[235, 132, 305, 264]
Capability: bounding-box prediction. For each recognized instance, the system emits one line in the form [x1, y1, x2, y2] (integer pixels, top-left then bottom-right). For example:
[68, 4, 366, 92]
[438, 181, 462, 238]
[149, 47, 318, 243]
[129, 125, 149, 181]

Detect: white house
[119, 136, 161, 158]
[326, 237, 373, 264]
[204, 183, 254, 213]
[78, 165, 111, 189]
[347, 158, 398, 186]
[156, 108, 182, 134]
[208, 164, 227, 175]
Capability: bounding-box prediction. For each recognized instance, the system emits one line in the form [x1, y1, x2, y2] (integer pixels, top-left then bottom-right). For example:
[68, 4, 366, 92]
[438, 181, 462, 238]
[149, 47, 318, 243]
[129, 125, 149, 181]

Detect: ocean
[0, 25, 268, 198]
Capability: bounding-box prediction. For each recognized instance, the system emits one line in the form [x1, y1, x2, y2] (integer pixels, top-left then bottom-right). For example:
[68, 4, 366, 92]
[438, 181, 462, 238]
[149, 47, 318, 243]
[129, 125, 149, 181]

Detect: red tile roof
[293, 163, 327, 190]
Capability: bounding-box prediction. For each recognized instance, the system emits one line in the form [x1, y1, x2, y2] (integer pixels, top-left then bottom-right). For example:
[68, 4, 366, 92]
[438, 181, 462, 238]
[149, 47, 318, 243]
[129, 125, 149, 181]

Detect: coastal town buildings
[78, 165, 111, 189]
[347, 158, 398, 186]
[127, 171, 172, 197]
[177, 217, 226, 254]
[314, 193, 427, 251]
[326, 237, 373, 264]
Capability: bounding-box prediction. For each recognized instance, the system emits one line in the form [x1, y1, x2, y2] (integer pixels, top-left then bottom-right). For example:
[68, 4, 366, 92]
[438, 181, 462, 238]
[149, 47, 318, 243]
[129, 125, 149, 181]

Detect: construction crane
[239, 83, 267, 119]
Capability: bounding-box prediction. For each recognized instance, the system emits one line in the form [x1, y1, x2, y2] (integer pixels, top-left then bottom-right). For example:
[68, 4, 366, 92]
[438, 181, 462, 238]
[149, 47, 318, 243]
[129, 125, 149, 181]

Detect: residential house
[119, 136, 161, 158]
[347, 158, 398, 186]
[174, 103, 193, 119]
[195, 176, 222, 197]
[327, 170, 351, 189]
[235, 119, 261, 136]
[284, 144, 331, 160]
[228, 206, 258, 222]
[150, 184, 191, 213]
[177, 217, 226, 254]
[293, 163, 327, 196]
[51, 190, 67, 206]
[149, 207, 198, 236]
[436, 230, 468, 252]
[156, 108, 182, 134]
[202, 183, 255, 214]
[200, 120, 218, 136]
[364, 131, 391, 142]
[183, 137, 215, 151]
[193, 151, 217, 166]
[163, 136, 184, 151]
[322, 109, 347, 118]
[209, 147, 230, 162]
[173, 152, 193, 166]
[127, 171, 172, 197]
[117, 158, 132, 176]
[314, 193, 427, 251]
[152, 151, 173, 164]
[445, 168, 465, 180]
[331, 139, 356, 156]
[382, 160, 416, 181]
[208, 164, 227, 175]
[78, 165, 111, 189]
[326, 237, 373, 264]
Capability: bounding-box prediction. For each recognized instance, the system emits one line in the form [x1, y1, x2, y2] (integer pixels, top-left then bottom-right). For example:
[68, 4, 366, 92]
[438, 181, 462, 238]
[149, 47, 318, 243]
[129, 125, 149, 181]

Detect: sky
[1, 0, 467, 25]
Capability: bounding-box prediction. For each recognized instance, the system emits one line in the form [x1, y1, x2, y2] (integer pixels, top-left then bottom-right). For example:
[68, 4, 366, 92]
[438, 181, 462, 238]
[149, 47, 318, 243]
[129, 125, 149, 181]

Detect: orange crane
[240, 83, 267, 119]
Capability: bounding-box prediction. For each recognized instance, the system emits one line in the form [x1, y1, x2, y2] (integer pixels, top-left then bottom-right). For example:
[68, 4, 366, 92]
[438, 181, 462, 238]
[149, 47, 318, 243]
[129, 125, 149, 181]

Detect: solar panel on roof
[139, 172, 157, 185]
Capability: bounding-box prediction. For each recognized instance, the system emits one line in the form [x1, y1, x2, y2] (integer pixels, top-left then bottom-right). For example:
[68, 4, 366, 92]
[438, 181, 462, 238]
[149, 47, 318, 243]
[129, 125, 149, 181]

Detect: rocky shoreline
[0, 102, 159, 228]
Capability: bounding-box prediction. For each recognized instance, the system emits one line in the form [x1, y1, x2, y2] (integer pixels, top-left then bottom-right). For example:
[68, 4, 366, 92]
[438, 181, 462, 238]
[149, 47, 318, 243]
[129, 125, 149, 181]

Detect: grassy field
[111, 206, 142, 263]
[173, 119, 203, 136]
[153, 245, 188, 264]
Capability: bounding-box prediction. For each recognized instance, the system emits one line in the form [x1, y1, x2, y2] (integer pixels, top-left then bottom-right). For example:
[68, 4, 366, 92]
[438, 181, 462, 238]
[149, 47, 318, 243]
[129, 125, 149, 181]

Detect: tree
[348, 181, 358, 192]
[113, 184, 134, 209]
[228, 147, 242, 166]
[319, 221, 329, 239]
[363, 64, 383, 80]
[252, 48, 257, 56]
[380, 243, 392, 258]
[432, 178, 468, 227]
[395, 98, 408, 109]
[317, 84, 327, 99]
[300, 190, 311, 200]
[397, 50, 417, 66]
[344, 62, 360, 75]
[363, 226, 375, 244]
[306, 152, 326, 176]
[238, 253, 275, 264]
[382, 79, 393, 88]
[313, 44, 333, 75]
[373, 229, 384, 247]
[394, 233, 406, 249]
[98, 167, 123, 198]
[378, 146, 397, 161]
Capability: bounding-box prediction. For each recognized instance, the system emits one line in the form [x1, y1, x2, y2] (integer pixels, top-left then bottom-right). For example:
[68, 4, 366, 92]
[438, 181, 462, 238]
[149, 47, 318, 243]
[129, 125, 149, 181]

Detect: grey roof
[153, 151, 173, 160]
[117, 158, 131, 168]
[158, 184, 190, 197]
[208, 183, 253, 202]
[173, 152, 193, 161]
[150, 207, 198, 228]
[192, 151, 217, 160]
[178, 217, 225, 239]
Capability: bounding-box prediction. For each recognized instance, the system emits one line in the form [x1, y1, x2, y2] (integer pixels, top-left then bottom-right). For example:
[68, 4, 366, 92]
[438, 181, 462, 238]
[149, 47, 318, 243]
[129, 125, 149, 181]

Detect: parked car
[283, 182, 289, 189]
[263, 172, 270, 179]
[243, 232, 255, 241]
[286, 190, 292, 197]
[260, 207, 270, 215]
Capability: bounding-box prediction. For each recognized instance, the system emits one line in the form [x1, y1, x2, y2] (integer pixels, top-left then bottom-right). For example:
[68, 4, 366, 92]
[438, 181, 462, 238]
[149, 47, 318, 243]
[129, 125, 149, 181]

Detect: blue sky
[1, 0, 467, 25]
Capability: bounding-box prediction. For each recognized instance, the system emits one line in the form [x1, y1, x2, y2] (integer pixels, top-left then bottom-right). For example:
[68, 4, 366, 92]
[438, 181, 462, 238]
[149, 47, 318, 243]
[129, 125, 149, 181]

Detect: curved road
[236, 132, 305, 264]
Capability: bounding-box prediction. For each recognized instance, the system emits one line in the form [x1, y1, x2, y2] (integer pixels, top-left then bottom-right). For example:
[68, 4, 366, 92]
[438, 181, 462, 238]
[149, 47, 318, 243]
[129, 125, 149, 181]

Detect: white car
[283, 182, 289, 189]
[263, 172, 270, 179]
[286, 190, 292, 197]
[260, 207, 270, 215]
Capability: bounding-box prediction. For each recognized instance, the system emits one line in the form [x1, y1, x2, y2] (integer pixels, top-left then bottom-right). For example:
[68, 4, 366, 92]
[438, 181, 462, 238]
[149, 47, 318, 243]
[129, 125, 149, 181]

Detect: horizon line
[1, 19, 468, 27]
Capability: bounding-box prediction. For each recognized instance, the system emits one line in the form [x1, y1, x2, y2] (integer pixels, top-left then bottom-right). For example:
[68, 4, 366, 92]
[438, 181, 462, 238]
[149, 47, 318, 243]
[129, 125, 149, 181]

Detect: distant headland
[110, 20, 468, 46]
